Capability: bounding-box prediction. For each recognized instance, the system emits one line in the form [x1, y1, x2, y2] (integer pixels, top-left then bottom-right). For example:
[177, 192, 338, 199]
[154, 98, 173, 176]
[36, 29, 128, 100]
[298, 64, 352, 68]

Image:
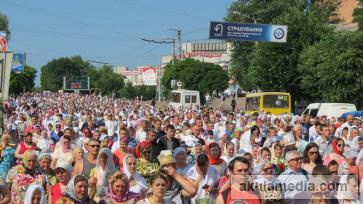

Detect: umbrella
[341, 111, 363, 118]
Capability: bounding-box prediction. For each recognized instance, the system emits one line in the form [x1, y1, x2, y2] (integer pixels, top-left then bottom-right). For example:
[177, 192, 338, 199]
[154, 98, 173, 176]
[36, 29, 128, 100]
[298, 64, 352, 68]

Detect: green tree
[9, 65, 37, 94]
[299, 31, 363, 106]
[0, 13, 10, 35]
[247, 1, 338, 104]
[40, 56, 93, 91]
[353, 0, 363, 31]
[93, 65, 124, 95]
[225, 0, 302, 90]
[119, 82, 136, 99]
[161, 59, 228, 102]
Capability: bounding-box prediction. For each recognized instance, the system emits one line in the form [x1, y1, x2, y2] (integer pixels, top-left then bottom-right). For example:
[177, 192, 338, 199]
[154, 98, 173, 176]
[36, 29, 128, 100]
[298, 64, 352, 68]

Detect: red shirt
[50, 183, 63, 204]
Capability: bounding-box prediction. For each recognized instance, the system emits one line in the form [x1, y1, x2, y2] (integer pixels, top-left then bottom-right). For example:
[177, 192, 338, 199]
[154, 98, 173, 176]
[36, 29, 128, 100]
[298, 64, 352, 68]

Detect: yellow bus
[245, 92, 291, 115]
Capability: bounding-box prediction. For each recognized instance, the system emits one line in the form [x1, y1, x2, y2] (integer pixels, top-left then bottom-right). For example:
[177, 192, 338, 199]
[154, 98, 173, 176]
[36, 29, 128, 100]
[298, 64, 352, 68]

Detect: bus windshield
[263, 95, 289, 108]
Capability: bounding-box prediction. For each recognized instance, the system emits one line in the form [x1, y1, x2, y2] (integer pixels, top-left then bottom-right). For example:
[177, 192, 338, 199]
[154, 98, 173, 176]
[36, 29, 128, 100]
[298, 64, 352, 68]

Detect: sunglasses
[337, 143, 345, 147]
[89, 144, 100, 148]
[143, 150, 152, 154]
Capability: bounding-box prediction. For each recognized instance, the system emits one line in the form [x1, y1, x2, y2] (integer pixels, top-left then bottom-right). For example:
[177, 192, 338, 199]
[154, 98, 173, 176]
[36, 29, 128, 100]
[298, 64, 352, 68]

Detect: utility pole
[142, 38, 175, 101]
[166, 27, 182, 60]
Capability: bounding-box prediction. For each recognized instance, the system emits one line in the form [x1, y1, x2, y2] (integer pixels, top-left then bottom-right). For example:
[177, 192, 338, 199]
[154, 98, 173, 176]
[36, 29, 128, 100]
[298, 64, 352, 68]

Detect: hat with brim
[158, 150, 176, 166]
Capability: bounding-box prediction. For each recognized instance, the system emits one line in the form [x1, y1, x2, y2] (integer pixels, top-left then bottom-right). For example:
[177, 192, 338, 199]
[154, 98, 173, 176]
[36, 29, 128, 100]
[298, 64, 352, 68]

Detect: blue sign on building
[209, 21, 287, 43]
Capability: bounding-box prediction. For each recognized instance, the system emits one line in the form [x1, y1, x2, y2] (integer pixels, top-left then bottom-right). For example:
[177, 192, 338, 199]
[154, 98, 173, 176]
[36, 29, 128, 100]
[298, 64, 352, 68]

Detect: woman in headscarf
[51, 135, 73, 169]
[136, 141, 159, 183]
[50, 163, 72, 204]
[55, 175, 96, 204]
[38, 152, 57, 186]
[187, 143, 202, 165]
[90, 148, 116, 202]
[207, 142, 227, 176]
[24, 184, 47, 204]
[221, 142, 235, 165]
[173, 147, 191, 176]
[323, 137, 345, 166]
[6, 150, 46, 204]
[105, 171, 142, 204]
[0, 134, 16, 180]
[122, 154, 148, 195]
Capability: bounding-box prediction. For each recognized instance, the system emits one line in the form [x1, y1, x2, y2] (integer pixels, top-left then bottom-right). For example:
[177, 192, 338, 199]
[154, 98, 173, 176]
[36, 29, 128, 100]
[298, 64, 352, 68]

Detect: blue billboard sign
[11, 53, 25, 72]
[209, 21, 287, 43]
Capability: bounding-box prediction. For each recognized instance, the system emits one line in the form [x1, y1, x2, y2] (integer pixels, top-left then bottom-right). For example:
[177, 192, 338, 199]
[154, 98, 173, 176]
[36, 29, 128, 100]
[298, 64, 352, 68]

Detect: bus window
[246, 97, 260, 111]
[192, 95, 197, 103]
[172, 93, 181, 103]
[185, 95, 191, 103]
[263, 95, 289, 108]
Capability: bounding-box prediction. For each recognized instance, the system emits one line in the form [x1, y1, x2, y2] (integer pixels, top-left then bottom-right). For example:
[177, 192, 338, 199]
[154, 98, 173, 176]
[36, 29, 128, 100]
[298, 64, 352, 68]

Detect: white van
[169, 89, 200, 110]
[302, 103, 357, 118]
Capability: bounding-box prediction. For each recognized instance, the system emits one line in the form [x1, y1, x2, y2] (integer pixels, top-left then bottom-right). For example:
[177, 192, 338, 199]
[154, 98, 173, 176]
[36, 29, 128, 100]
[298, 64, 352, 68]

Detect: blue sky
[1, 0, 234, 86]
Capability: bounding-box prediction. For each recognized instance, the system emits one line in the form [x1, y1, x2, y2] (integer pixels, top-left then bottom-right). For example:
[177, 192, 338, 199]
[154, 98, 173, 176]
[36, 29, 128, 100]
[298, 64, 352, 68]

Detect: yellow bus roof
[246, 92, 290, 97]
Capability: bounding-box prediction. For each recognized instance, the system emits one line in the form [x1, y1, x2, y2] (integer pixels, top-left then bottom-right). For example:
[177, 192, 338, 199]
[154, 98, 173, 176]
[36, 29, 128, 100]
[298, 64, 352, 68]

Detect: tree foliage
[40, 56, 93, 91]
[161, 58, 229, 101]
[299, 31, 363, 106]
[119, 82, 156, 100]
[0, 13, 10, 35]
[9, 65, 37, 94]
[91, 65, 124, 95]
[226, 0, 339, 104]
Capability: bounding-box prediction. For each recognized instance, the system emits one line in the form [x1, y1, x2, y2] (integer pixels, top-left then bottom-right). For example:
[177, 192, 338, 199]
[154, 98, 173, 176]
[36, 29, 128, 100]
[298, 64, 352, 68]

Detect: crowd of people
[0, 92, 362, 204]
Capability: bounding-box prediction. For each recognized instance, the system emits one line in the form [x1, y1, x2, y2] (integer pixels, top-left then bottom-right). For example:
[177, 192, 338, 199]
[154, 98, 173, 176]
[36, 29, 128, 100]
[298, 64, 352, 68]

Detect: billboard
[63, 76, 90, 91]
[209, 21, 287, 43]
[0, 32, 7, 52]
[11, 53, 25, 72]
[142, 67, 157, 86]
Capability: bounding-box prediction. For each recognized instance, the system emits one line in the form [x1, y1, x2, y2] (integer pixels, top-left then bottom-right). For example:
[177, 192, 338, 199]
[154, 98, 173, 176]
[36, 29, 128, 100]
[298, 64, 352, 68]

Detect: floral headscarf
[65, 176, 90, 204]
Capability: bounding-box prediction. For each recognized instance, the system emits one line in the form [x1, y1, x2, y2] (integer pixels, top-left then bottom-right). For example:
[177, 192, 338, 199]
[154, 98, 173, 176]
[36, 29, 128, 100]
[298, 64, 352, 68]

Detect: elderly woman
[6, 150, 46, 203]
[24, 184, 47, 204]
[136, 141, 159, 183]
[0, 134, 16, 180]
[55, 175, 96, 204]
[105, 171, 142, 204]
[38, 152, 57, 186]
[90, 148, 116, 202]
[207, 142, 227, 176]
[122, 154, 148, 195]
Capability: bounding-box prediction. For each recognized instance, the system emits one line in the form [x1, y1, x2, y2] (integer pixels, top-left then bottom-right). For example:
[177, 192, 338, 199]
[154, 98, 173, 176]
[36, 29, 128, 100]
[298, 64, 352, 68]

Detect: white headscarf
[95, 148, 116, 186]
[122, 154, 148, 190]
[24, 184, 47, 204]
